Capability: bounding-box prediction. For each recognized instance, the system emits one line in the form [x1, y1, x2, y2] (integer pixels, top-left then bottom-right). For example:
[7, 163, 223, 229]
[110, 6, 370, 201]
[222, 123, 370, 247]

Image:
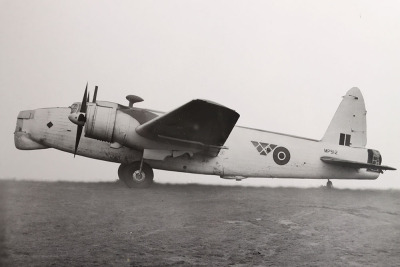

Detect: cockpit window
[70, 103, 80, 114]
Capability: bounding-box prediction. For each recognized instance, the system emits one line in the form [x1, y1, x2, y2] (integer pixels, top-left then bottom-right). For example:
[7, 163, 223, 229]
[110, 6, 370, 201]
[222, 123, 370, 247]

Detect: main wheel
[118, 164, 129, 181]
[118, 162, 154, 188]
[327, 180, 333, 189]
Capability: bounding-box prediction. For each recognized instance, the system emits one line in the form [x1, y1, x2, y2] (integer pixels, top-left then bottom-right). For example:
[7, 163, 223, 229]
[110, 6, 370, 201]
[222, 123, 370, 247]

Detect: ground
[1, 180, 400, 266]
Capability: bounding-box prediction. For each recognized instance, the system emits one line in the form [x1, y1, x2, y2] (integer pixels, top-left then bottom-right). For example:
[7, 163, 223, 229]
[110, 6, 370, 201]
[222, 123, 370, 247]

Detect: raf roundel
[273, 146, 291, 165]
[251, 141, 291, 166]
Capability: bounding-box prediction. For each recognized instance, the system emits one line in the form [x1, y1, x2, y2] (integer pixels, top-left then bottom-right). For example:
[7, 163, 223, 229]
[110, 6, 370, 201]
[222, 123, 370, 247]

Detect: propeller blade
[74, 125, 83, 157]
[73, 82, 90, 157]
[80, 83, 88, 113]
[93, 86, 98, 103]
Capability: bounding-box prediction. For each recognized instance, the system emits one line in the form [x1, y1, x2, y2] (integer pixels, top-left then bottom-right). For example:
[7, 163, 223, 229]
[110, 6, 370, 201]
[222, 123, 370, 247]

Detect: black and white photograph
[1, 1, 399, 266]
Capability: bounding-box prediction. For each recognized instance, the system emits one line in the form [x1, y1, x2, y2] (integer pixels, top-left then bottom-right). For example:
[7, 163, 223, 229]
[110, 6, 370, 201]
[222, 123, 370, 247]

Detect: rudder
[321, 87, 367, 147]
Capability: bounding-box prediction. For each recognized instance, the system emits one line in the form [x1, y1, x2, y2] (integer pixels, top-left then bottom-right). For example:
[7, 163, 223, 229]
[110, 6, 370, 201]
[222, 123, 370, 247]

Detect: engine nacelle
[84, 101, 144, 149]
[85, 102, 118, 142]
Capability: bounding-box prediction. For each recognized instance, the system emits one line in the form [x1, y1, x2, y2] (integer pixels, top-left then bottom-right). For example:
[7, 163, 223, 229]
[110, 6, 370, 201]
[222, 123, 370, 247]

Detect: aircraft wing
[320, 156, 396, 171]
[136, 99, 240, 156]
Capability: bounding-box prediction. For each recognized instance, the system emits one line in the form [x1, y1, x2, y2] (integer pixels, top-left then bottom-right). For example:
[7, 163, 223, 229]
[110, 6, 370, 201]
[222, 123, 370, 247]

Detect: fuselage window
[339, 133, 351, 146]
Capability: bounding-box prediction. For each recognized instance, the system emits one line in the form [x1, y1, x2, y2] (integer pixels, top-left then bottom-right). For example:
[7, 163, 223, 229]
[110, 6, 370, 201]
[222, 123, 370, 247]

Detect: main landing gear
[118, 161, 154, 188]
[326, 179, 333, 189]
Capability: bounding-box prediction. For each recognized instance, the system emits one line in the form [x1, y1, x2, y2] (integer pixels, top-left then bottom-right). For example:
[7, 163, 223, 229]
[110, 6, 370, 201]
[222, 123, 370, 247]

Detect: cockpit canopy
[70, 103, 81, 114]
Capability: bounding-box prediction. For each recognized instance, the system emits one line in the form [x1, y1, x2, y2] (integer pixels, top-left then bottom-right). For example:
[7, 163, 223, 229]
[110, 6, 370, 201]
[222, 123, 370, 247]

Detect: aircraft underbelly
[147, 155, 224, 176]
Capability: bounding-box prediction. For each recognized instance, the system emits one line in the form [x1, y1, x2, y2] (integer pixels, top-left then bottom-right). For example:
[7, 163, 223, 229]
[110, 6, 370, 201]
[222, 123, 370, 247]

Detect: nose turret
[68, 103, 85, 126]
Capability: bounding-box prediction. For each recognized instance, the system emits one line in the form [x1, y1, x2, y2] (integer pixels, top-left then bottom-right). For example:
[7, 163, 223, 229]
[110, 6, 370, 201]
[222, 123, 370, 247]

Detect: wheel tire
[119, 162, 154, 188]
[327, 180, 333, 189]
[118, 164, 129, 181]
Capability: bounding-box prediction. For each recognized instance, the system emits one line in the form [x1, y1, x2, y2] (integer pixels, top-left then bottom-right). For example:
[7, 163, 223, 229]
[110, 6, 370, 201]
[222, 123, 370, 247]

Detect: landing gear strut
[326, 179, 333, 189]
[118, 161, 154, 188]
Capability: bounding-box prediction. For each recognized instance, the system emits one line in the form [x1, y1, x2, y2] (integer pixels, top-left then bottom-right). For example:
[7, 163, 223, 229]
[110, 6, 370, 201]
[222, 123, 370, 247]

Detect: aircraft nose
[14, 110, 48, 150]
[15, 110, 35, 132]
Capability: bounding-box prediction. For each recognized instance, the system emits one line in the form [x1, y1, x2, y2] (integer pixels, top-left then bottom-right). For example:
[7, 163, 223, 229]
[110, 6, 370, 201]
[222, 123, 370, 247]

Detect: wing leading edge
[136, 99, 240, 156]
[321, 156, 396, 172]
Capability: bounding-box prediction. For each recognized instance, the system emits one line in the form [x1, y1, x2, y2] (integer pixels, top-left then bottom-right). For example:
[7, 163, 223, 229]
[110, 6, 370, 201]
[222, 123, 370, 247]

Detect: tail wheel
[118, 162, 154, 188]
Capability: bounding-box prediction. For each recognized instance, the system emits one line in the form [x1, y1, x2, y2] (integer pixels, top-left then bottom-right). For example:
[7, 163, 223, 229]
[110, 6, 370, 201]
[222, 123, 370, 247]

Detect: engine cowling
[85, 102, 118, 142]
[84, 101, 143, 148]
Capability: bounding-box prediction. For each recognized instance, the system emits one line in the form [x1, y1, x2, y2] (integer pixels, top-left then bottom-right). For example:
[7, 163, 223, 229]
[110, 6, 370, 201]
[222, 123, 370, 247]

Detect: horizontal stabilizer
[136, 99, 240, 156]
[321, 156, 396, 171]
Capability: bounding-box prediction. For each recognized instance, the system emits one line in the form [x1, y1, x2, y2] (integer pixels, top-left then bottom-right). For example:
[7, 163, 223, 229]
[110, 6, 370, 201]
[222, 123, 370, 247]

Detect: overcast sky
[1, 1, 399, 189]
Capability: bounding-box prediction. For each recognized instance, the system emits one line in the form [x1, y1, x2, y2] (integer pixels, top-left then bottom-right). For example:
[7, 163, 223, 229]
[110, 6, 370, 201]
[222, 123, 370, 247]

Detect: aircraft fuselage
[15, 107, 380, 181]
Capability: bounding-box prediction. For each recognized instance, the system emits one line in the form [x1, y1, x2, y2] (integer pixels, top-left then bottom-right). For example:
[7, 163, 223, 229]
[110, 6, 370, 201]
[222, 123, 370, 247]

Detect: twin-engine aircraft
[15, 85, 395, 188]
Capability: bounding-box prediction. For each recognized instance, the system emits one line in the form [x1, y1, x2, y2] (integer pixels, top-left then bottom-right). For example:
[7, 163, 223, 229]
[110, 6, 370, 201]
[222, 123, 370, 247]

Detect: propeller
[73, 83, 89, 157]
[93, 86, 98, 103]
[68, 83, 98, 157]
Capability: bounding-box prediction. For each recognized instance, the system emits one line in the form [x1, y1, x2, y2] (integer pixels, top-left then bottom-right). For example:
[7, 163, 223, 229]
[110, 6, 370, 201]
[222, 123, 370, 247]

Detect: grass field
[1, 180, 400, 266]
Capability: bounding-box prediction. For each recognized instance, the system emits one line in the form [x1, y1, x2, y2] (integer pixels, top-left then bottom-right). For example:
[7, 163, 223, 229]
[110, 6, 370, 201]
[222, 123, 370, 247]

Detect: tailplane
[321, 87, 367, 147]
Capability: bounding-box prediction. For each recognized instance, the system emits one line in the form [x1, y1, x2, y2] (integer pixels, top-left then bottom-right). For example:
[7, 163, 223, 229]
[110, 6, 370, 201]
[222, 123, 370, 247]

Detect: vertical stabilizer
[321, 87, 367, 147]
